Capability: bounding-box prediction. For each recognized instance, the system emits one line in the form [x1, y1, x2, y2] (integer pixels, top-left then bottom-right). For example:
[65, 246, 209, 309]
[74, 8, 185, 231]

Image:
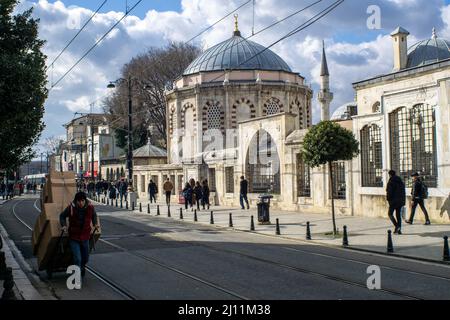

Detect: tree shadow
[440, 194, 450, 220]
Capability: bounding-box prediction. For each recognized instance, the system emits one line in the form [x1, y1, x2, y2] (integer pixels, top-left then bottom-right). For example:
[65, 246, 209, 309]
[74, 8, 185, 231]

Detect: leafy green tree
[0, 0, 47, 172]
[302, 121, 359, 235]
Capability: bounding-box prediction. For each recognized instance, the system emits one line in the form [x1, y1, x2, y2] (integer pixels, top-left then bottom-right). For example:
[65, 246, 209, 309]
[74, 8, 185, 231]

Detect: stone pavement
[0, 223, 44, 300]
[95, 196, 450, 264]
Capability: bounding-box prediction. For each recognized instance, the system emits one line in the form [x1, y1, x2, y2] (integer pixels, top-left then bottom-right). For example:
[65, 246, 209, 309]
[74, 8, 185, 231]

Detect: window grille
[297, 153, 311, 197]
[207, 104, 221, 129]
[389, 105, 437, 187]
[225, 167, 234, 193]
[208, 168, 216, 192]
[330, 161, 346, 199]
[266, 100, 280, 115]
[360, 124, 383, 187]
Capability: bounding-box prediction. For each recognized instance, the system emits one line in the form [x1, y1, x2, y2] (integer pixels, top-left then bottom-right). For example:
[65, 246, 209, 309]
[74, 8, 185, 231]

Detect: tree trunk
[328, 161, 337, 236]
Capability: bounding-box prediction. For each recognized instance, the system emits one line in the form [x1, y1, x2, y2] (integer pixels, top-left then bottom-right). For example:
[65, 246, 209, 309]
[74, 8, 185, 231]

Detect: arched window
[232, 98, 255, 128]
[207, 104, 221, 129]
[264, 97, 283, 116]
[389, 104, 437, 187]
[266, 99, 280, 115]
[372, 101, 381, 113]
[360, 124, 383, 187]
[246, 130, 280, 194]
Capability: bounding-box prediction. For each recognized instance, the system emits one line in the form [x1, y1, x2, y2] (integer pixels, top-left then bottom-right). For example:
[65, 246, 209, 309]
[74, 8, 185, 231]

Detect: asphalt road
[2, 195, 450, 300]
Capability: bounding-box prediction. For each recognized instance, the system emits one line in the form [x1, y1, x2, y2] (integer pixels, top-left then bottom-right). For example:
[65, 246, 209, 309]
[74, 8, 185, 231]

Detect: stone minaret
[318, 40, 333, 121]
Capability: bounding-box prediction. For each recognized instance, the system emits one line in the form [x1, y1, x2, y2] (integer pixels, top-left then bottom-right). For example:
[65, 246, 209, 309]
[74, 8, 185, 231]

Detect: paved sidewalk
[95, 197, 450, 264]
[0, 224, 44, 300]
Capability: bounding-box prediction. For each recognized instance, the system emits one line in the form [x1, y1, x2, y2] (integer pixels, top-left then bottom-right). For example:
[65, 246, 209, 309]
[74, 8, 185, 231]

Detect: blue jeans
[240, 193, 249, 209]
[69, 240, 90, 273]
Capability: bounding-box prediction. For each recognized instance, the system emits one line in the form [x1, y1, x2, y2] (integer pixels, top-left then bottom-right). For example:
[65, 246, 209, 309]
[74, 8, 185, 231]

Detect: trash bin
[257, 194, 273, 224]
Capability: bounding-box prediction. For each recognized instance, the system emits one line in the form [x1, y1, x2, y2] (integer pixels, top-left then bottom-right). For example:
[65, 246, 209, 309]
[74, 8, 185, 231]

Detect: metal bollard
[0, 251, 6, 280]
[343, 225, 349, 246]
[210, 211, 214, 224]
[275, 218, 281, 235]
[120, 199, 123, 208]
[443, 236, 449, 262]
[147, 204, 150, 214]
[107, 198, 110, 206]
[180, 208, 183, 220]
[306, 221, 311, 240]
[1, 267, 17, 300]
[132, 202, 135, 211]
[250, 215, 255, 231]
[229, 213, 233, 227]
[387, 230, 394, 253]
[168, 205, 171, 217]
[126, 201, 128, 210]
[115, 199, 118, 207]
[194, 209, 198, 222]
[139, 203, 142, 212]
[157, 205, 160, 216]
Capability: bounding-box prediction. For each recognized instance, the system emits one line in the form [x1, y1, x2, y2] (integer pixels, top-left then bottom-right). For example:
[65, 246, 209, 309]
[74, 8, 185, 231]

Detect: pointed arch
[231, 97, 256, 128]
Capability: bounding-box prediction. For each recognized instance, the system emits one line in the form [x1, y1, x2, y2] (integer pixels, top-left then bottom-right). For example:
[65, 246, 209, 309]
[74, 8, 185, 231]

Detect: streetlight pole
[90, 114, 95, 181]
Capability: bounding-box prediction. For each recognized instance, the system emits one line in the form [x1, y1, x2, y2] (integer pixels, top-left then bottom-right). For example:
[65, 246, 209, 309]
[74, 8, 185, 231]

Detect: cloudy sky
[13, 0, 450, 153]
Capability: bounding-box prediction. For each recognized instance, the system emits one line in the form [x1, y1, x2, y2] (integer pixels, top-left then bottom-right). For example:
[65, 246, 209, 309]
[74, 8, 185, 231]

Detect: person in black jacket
[201, 179, 210, 210]
[406, 173, 431, 225]
[240, 176, 250, 210]
[193, 181, 203, 211]
[386, 170, 406, 234]
[148, 180, 157, 203]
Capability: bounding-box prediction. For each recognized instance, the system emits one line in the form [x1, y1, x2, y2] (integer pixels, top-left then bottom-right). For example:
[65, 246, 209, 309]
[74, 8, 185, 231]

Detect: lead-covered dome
[407, 28, 450, 68]
[183, 30, 292, 75]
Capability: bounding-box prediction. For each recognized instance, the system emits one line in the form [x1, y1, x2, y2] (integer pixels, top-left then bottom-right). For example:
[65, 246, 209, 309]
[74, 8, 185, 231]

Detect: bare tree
[103, 42, 201, 149]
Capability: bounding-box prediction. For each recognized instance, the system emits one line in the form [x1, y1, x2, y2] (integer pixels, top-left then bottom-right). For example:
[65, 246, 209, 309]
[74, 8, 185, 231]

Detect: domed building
[350, 27, 450, 223]
[160, 18, 314, 207]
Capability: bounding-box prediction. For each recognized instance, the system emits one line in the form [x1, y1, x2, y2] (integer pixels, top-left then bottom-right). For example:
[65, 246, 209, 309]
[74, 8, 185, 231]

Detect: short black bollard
[210, 211, 214, 224]
[115, 199, 118, 207]
[147, 204, 150, 214]
[229, 213, 233, 227]
[443, 236, 449, 262]
[126, 201, 128, 210]
[275, 218, 281, 235]
[168, 205, 171, 217]
[139, 203, 142, 212]
[387, 230, 394, 253]
[132, 202, 135, 211]
[306, 221, 312, 240]
[194, 209, 198, 222]
[1, 267, 17, 300]
[157, 205, 160, 216]
[343, 225, 349, 246]
[250, 215, 255, 231]
[107, 198, 110, 206]
[0, 251, 6, 280]
[120, 199, 123, 208]
[180, 208, 183, 220]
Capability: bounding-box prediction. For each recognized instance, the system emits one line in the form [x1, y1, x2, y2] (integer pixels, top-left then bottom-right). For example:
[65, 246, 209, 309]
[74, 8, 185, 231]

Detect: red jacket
[68, 204, 95, 241]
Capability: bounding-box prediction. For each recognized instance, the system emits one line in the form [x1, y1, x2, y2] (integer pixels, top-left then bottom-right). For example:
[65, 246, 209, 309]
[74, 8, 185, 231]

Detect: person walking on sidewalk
[201, 179, 210, 210]
[406, 172, 431, 225]
[193, 181, 203, 211]
[386, 170, 406, 234]
[148, 180, 157, 203]
[60, 192, 99, 278]
[108, 183, 117, 200]
[182, 182, 193, 210]
[240, 176, 250, 210]
[163, 178, 174, 205]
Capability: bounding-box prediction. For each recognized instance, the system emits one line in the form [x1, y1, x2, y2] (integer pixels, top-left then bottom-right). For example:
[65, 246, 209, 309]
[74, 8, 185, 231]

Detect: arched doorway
[245, 129, 280, 194]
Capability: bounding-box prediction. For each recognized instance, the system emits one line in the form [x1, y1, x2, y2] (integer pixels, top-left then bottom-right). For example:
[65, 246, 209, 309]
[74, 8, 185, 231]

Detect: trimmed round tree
[302, 121, 359, 235]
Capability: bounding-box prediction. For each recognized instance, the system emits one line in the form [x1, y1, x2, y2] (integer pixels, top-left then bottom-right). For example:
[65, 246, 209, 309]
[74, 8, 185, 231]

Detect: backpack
[421, 182, 428, 199]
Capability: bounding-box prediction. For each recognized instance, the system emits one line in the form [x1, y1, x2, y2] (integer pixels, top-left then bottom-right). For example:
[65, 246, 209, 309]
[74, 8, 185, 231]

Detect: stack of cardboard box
[32, 171, 101, 271]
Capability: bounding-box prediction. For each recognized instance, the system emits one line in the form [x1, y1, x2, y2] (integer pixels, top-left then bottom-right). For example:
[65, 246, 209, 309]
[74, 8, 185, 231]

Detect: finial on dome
[233, 14, 241, 36]
[432, 27, 437, 39]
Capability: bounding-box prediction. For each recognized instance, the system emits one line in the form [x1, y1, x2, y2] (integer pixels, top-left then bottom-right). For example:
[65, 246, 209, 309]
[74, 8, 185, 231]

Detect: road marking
[12, 200, 32, 231]
[33, 199, 41, 213]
